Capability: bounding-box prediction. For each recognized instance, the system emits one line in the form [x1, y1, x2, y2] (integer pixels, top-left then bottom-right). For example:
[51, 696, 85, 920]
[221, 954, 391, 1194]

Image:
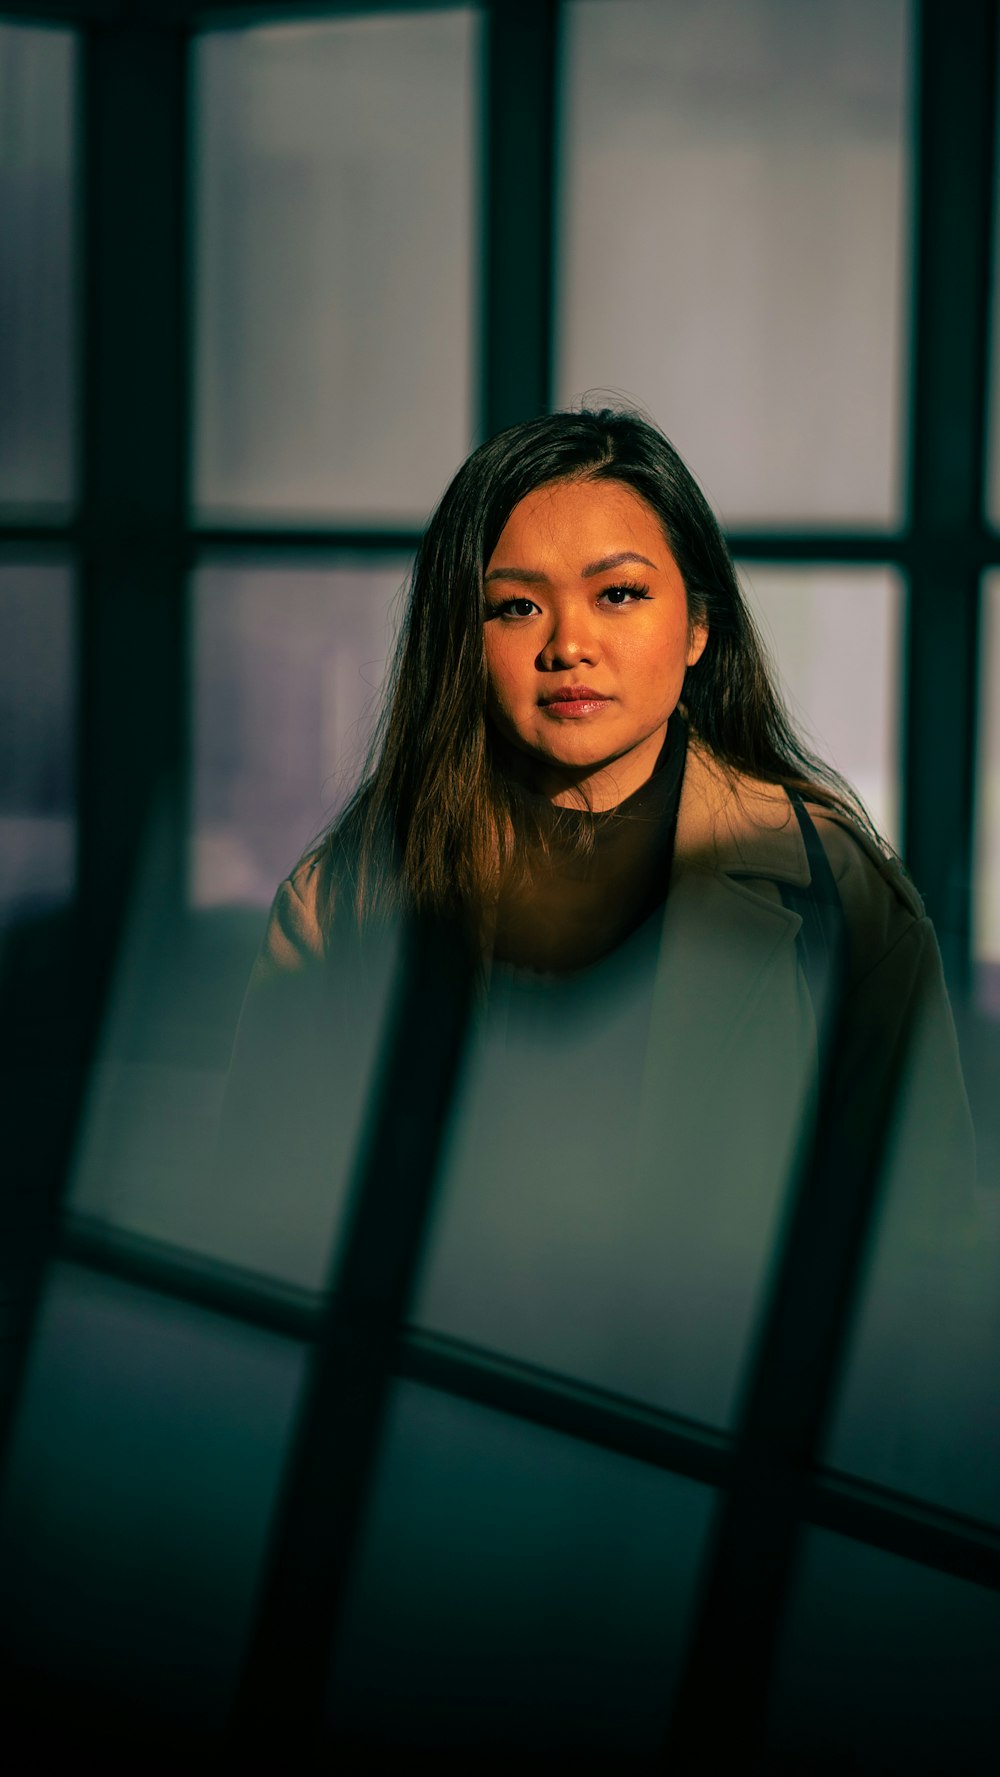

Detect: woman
[217, 409, 977, 1761]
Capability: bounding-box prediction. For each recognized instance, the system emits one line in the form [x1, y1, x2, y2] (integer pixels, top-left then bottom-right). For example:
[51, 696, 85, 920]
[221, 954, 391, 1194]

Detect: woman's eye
[488, 597, 539, 619]
[600, 582, 651, 606]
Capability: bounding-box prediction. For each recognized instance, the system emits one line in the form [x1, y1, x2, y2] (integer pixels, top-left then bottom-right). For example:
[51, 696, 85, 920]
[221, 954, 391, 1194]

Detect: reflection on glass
[0, 1263, 304, 1720]
[558, 0, 910, 527]
[822, 1000, 998, 1524]
[191, 556, 407, 908]
[329, 1380, 717, 1756]
[768, 1529, 1000, 1770]
[0, 24, 76, 516]
[974, 575, 1000, 1013]
[0, 558, 74, 928]
[412, 875, 818, 1430]
[738, 564, 903, 848]
[67, 557, 407, 1288]
[193, 11, 477, 524]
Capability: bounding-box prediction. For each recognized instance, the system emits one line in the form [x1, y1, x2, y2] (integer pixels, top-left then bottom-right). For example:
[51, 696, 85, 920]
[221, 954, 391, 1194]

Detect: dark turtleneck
[492, 712, 689, 975]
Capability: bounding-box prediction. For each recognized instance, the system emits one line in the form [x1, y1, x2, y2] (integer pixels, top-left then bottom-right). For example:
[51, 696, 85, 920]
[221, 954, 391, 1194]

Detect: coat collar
[674, 740, 811, 889]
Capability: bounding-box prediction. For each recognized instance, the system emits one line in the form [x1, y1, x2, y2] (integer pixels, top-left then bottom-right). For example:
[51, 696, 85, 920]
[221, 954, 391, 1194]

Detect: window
[0, 1, 997, 1767]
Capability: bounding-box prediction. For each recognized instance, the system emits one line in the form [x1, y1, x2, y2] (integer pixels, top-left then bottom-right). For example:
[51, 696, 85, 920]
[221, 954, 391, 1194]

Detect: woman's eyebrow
[483, 550, 659, 585]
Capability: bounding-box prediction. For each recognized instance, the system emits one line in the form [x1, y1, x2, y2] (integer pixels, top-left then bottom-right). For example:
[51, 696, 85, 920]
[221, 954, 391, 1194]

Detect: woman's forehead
[487, 478, 670, 574]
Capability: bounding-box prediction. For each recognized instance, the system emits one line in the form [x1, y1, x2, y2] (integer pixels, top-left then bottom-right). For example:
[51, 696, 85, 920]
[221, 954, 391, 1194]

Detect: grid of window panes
[1, 0, 999, 1765]
[0, 22, 78, 934]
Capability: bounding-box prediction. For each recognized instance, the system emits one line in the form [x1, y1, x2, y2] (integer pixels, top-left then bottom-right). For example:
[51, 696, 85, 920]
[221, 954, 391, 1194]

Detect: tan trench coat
[213, 739, 982, 1500]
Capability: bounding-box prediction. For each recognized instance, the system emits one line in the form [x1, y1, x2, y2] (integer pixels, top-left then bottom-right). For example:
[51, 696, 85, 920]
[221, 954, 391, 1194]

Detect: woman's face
[482, 477, 708, 809]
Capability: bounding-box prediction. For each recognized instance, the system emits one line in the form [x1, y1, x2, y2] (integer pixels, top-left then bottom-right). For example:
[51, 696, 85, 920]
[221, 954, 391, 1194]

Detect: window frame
[2, 0, 999, 1760]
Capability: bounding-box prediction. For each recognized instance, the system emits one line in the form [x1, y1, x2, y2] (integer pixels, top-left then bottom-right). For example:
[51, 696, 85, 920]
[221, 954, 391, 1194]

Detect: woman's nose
[537, 611, 599, 670]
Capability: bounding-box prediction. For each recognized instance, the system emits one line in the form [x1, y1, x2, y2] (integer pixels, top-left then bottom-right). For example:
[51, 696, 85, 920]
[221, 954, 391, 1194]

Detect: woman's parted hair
[313, 406, 883, 933]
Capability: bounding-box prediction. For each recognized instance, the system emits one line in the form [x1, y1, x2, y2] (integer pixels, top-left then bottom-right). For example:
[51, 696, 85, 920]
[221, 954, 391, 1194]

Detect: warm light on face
[482, 477, 707, 809]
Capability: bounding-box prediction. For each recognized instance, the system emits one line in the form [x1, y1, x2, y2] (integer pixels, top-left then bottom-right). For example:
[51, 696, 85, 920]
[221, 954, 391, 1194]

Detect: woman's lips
[539, 689, 613, 718]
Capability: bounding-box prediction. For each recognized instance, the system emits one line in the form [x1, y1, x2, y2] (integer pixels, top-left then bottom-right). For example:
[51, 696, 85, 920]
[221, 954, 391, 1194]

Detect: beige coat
[215, 742, 986, 1513]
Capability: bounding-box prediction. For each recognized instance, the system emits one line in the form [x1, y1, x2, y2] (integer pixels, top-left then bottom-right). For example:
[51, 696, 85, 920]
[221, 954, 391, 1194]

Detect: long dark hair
[311, 406, 884, 935]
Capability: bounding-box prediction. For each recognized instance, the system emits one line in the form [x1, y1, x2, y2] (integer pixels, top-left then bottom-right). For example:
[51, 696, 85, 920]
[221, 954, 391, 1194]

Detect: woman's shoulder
[254, 848, 330, 977]
[800, 801, 932, 990]
[683, 743, 928, 979]
[802, 802, 923, 920]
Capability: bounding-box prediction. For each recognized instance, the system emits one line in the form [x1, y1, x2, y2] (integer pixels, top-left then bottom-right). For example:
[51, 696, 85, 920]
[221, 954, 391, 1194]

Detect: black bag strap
[778, 792, 849, 1071]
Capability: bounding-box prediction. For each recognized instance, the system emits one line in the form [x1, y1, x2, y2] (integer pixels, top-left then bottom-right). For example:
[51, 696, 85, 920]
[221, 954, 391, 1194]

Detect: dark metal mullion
[76, 19, 191, 1007]
[479, 0, 560, 438]
[0, 19, 193, 1463]
[11, 526, 1000, 570]
[223, 12, 559, 1741]
[227, 916, 477, 1751]
[903, 0, 999, 983]
[662, 838, 926, 1754]
[403, 1330, 1000, 1596]
[191, 526, 424, 555]
[47, 1221, 1000, 1599]
[660, 8, 998, 1763]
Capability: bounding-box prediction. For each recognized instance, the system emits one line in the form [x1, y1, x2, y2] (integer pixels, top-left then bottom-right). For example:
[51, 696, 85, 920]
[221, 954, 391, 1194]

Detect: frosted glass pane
[737, 564, 903, 848]
[0, 24, 76, 515]
[193, 12, 477, 524]
[329, 1380, 717, 1756]
[974, 575, 1000, 996]
[558, 0, 910, 527]
[0, 558, 75, 928]
[191, 556, 407, 908]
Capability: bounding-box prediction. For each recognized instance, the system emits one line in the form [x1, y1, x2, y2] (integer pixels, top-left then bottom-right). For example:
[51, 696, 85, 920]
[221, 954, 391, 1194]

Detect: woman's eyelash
[485, 583, 651, 618]
[600, 582, 651, 602]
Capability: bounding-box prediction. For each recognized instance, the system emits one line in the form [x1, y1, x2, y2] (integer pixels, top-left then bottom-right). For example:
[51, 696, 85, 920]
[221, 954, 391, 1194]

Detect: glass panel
[822, 972, 999, 1524]
[193, 11, 477, 525]
[412, 878, 820, 1429]
[737, 564, 903, 847]
[0, 557, 75, 929]
[64, 879, 402, 1294]
[65, 557, 406, 1290]
[0, 24, 76, 516]
[767, 1529, 1000, 1772]
[558, 0, 911, 528]
[191, 555, 407, 908]
[328, 1379, 717, 1756]
[0, 1262, 305, 1721]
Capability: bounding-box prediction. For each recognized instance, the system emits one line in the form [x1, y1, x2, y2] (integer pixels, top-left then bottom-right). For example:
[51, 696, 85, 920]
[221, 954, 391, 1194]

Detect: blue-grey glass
[558, 0, 910, 527]
[191, 556, 407, 908]
[64, 557, 406, 1291]
[767, 1529, 1000, 1771]
[193, 12, 477, 524]
[328, 1380, 717, 1756]
[0, 558, 74, 928]
[0, 1263, 305, 1720]
[738, 564, 903, 847]
[64, 882, 403, 1292]
[819, 565, 998, 1517]
[0, 24, 76, 515]
[805, 574, 998, 1528]
[822, 1024, 999, 1523]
